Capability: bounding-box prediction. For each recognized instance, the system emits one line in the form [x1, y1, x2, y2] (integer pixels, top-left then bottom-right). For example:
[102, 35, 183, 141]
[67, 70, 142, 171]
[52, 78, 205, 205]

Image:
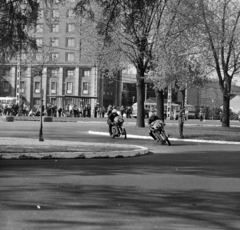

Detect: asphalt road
[1, 121, 240, 230]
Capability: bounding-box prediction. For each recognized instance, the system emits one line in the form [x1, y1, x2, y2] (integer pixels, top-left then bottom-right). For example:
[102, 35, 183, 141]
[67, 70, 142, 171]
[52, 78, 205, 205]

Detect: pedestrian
[178, 105, 185, 139]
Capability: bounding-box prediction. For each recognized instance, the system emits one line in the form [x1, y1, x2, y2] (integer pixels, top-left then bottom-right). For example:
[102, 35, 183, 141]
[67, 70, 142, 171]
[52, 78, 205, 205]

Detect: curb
[0, 138, 148, 160]
[88, 131, 240, 145]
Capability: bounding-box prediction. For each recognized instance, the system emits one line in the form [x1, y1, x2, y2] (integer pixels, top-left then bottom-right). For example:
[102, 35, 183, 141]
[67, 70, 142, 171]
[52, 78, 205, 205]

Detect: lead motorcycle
[108, 116, 127, 139]
[149, 120, 171, 146]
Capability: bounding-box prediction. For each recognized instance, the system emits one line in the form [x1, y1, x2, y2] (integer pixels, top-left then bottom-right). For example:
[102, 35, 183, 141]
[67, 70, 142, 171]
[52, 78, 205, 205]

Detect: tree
[0, 0, 61, 62]
[74, 0, 174, 127]
[188, 0, 240, 127]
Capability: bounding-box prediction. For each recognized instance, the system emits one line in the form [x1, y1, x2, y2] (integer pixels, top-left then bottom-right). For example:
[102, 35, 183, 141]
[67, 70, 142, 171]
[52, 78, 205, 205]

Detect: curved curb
[0, 138, 148, 160]
[88, 131, 240, 145]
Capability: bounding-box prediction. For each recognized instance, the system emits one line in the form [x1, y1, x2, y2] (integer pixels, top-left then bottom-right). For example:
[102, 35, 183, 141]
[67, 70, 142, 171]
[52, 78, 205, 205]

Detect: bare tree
[189, 0, 240, 127]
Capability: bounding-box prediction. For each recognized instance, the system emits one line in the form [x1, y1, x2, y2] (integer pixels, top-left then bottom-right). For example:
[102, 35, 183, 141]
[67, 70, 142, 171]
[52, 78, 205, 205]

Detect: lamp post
[39, 73, 44, 142]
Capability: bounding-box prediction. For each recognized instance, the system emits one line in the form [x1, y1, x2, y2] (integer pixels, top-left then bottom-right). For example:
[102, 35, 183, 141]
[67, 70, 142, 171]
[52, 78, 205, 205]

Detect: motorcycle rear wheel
[122, 127, 127, 139]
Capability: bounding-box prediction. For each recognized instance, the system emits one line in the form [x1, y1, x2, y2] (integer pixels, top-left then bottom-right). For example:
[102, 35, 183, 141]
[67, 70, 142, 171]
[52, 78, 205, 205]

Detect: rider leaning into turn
[148, 114, 164, 141]
[108, 109, 119, 135]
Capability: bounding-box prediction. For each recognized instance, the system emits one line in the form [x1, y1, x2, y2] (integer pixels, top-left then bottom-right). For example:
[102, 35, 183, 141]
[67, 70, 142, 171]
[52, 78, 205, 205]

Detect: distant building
[220, 95, 240, 114]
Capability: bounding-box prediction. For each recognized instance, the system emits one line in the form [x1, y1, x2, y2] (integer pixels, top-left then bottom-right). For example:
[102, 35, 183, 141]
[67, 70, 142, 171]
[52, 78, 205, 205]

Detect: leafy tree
[74, 0, 173, 127]
[0, 0, 61, 62]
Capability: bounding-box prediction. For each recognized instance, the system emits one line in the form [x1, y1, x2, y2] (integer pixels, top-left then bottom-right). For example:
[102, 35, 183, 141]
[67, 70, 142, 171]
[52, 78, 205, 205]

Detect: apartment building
[0, 0, 100, 110]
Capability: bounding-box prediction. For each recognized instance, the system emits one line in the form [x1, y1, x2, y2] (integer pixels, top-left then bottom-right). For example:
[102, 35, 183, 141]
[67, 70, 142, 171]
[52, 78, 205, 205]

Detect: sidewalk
[0, 137, 148, 160]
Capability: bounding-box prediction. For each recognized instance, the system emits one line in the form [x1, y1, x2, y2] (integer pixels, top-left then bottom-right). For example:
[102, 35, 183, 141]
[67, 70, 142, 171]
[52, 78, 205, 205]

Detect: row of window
[48, 69, 90, 77]
[34, 82, 90, 95]
[38, 7, 76, 20]
[36, 37, 76, 47]
[2, 81, 90, 95]
[36, 23, 75, 33]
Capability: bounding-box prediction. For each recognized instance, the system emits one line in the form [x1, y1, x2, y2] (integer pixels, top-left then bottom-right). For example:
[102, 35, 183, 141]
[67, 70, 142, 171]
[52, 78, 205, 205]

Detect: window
[51, 38, 59, 47]
[66, 38, 75, 47]
[36, 24, 43, 32]
[51, 24, 59, 32]
[83, 70, 90, 77]
[51, 68, 58, 77]
[52, 10, 59, 18]
[33, 98, 41, 105]
[36, 38, 43, 46]
[35, 82, 40, 93]
[51, 82, 57, 94]
[36, 53, 43, 62]
[67, 23, 75, 32]
[51, 53, 59, 61]
[82, 82, 89, 95]
[20, 81, 25, 93]
[67, 9, 75, 18]
[3, 81, 9, 92]
[38, 10, 44, 19]
[66, 82, 72, 94]
[67, 69, 74, 77]
[66, 53, 74, 62]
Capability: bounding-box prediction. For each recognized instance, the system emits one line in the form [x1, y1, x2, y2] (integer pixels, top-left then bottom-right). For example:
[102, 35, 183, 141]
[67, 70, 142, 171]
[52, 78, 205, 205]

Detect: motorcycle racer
[148, 114, 164, 141]
[108, 109, 119, 136]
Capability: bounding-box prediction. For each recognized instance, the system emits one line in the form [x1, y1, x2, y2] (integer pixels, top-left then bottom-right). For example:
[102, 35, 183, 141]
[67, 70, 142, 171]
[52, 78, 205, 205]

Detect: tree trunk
[136, 68, 145, 127]
[155, 88, 164, 122]
[222, 86, 230, 127]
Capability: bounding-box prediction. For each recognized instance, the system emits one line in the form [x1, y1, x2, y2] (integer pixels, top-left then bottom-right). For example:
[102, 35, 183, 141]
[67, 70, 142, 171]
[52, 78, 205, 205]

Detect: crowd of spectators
[0, 102, 133, 118]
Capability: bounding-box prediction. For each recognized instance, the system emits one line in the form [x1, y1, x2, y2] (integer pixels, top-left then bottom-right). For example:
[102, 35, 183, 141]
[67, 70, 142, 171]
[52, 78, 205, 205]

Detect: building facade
[0, 0, 100, 111]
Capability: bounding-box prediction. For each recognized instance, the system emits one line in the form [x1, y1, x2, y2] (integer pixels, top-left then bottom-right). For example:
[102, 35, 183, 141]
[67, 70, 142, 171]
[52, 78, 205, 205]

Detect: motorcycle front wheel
[162, 132, 171, 146]
[165, 136, 171, 146]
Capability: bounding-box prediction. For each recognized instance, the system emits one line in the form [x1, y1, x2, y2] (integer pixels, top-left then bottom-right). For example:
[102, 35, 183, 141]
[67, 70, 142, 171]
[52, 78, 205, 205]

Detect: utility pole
[39, 70, 44, 142]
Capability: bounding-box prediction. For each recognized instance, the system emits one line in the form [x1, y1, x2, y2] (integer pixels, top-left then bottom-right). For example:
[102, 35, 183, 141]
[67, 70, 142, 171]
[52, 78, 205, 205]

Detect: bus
[0, 97, 17, 107]
[131, 101, 180, 119]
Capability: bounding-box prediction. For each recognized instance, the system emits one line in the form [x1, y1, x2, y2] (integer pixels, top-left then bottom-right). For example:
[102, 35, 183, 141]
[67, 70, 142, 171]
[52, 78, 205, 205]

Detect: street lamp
[39, 72, 44, 142]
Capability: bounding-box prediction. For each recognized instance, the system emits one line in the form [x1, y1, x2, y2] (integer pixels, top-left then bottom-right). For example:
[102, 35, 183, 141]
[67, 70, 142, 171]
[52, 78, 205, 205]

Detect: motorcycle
[108, 116, 127, 139]
[150, 120, 171, 146]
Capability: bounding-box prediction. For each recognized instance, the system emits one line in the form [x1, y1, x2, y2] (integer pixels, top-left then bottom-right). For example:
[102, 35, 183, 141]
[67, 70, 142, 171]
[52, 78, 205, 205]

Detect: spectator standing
[58, 107, 63, 117]
[107, 105, 113, 116]
[149, 105, 155, 118]
[178, 106, 185, 139]
[120, 105, 125, 117]
[101, 106, 106, 118]
[126, 107, 132, 118]
[94, 104, 98, 118]
[199, 107, 203, 121]
[69, 104, 73, 117]
[83, 105, 87, 117]
[87, 104, 91, 117]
